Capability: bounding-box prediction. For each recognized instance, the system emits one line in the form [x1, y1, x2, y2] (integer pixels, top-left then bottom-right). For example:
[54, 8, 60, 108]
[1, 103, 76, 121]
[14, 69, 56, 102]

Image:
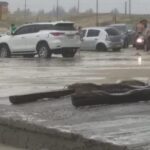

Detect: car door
[81, 29, 100, 50]
[24, 25, 39, 52]
[9, 26, 29, 53]
[25, 24, 55, 51]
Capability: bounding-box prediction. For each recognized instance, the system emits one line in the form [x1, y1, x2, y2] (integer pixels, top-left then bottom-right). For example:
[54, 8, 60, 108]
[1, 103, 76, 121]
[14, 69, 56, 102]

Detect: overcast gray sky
[4, 0, 150, 14]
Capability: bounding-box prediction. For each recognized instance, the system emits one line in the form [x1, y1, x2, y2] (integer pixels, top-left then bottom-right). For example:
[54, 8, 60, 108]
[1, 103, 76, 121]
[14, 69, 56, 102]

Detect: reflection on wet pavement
[0, 48, 150, 103]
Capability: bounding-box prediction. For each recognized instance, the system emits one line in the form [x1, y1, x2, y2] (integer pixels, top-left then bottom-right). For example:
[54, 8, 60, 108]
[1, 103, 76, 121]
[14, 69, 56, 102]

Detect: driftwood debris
[71, 87, 150, 107]
[9, 89, 74, 104]
[68, 80, 148, 93]
[69, 80, 150, 107]
[9, 80, 150, 106]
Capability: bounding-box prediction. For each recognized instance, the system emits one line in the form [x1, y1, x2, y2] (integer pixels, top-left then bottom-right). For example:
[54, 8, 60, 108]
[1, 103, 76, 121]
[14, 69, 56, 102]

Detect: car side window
[14, 26, 29, 35]
[37, 24, 54, 31]
[54, 23, 75, 31]
[27, 25, 37, 33]
[14, 25, 37, 35]
[87, 29, 100, 37]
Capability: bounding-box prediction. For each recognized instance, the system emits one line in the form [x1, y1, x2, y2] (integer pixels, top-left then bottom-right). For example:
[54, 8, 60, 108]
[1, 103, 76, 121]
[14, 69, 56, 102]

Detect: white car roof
[22, 21, 74, 26]
[82, 26, 112, 31]
[109, 24, 126, 26]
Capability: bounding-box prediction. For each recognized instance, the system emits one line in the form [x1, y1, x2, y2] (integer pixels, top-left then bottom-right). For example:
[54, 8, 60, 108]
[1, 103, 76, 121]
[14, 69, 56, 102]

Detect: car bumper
[106, 42, 123, 49]
[49, 39, 81, 50]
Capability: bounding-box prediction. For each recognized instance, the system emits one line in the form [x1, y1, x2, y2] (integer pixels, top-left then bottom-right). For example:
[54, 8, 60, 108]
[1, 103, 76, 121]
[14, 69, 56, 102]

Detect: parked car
[80, 27, 123, 52]
[109, 24, 135, 48]
[0, 21, 81, 58]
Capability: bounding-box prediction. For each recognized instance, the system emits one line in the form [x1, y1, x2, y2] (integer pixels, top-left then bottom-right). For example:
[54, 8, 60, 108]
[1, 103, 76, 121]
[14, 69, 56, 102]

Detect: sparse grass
[1, 13, 150, 30]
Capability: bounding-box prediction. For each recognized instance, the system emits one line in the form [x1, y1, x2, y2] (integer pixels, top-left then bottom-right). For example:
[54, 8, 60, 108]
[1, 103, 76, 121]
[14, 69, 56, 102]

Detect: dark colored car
[109, 24, 135, 48]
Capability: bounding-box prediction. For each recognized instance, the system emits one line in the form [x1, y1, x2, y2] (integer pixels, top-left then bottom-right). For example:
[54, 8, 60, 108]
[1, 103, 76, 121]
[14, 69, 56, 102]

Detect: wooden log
[68, 82, 147, 94]
[119, 80, 147, 86]
[9, 80, 148, 105]
[71, 87, 150, 107]
[9, 89, 74, 105]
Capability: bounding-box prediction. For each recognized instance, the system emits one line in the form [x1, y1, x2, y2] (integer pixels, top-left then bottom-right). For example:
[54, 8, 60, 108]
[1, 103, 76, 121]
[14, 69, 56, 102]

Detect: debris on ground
[9, 80, 150, 107]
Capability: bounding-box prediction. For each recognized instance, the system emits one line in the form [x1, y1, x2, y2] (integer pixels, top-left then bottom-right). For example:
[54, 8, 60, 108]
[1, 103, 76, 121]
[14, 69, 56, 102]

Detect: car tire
[96, 43, 107, 52]
[0, 45, 11, 58]
[37, 43, 51, 58]
[62, 49, 76, 58]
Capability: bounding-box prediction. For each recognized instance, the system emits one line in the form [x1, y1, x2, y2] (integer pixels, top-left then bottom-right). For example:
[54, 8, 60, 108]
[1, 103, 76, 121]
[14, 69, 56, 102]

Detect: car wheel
[0, 45, 11, 58]
[38, 43, 51, 58]
[62, 49, 77, 58]
[96, 43, 107, 52]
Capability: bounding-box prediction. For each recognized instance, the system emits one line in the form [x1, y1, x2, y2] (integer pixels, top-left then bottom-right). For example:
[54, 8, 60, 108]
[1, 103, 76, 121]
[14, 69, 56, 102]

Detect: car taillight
[51, 32, 65, 36]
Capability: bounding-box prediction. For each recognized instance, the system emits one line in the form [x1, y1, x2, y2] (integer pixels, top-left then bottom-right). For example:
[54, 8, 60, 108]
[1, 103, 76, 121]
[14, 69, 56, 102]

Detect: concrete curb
[0, 117, 127, 150]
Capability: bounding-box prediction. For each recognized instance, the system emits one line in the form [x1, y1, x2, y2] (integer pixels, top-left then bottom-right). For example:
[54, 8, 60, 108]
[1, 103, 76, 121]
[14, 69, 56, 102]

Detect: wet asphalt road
[1, 47, 150, 149]
[0, 47, 150, 101]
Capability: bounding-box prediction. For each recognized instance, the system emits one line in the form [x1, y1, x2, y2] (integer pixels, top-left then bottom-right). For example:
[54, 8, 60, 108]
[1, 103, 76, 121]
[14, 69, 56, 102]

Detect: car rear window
[87, 29, 100, 37]
[54, 23, 76, 31]
[112, 25, 128, 33]
[105, 28, 120, 36]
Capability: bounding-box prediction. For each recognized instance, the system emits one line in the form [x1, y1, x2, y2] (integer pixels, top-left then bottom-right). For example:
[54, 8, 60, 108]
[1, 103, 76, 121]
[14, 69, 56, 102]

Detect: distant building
[0, 1, 8, 20]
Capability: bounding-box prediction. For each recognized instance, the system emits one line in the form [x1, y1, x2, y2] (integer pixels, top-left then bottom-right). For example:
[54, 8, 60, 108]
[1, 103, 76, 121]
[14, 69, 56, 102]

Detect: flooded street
[1, 47, 150, 149]
[0, 48, 150, 99]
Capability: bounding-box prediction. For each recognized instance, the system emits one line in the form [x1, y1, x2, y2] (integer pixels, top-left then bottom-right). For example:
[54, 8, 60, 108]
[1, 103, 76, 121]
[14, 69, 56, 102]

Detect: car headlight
[136, 38, 144, 43]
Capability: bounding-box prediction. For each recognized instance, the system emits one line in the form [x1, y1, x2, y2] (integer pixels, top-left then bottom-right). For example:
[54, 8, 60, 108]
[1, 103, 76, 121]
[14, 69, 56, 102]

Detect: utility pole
[56, 0, 59, 20]
[78, 0, 80, 13]
[24, 0, 27, 21]
[129, 0, 131, 16]
[125, 1, 127, 16]
[96, 0, 99, 26]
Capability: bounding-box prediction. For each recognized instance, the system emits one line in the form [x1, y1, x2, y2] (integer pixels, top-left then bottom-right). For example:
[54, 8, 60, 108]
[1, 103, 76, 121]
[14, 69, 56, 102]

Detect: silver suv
[0, 21, 81, 58]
